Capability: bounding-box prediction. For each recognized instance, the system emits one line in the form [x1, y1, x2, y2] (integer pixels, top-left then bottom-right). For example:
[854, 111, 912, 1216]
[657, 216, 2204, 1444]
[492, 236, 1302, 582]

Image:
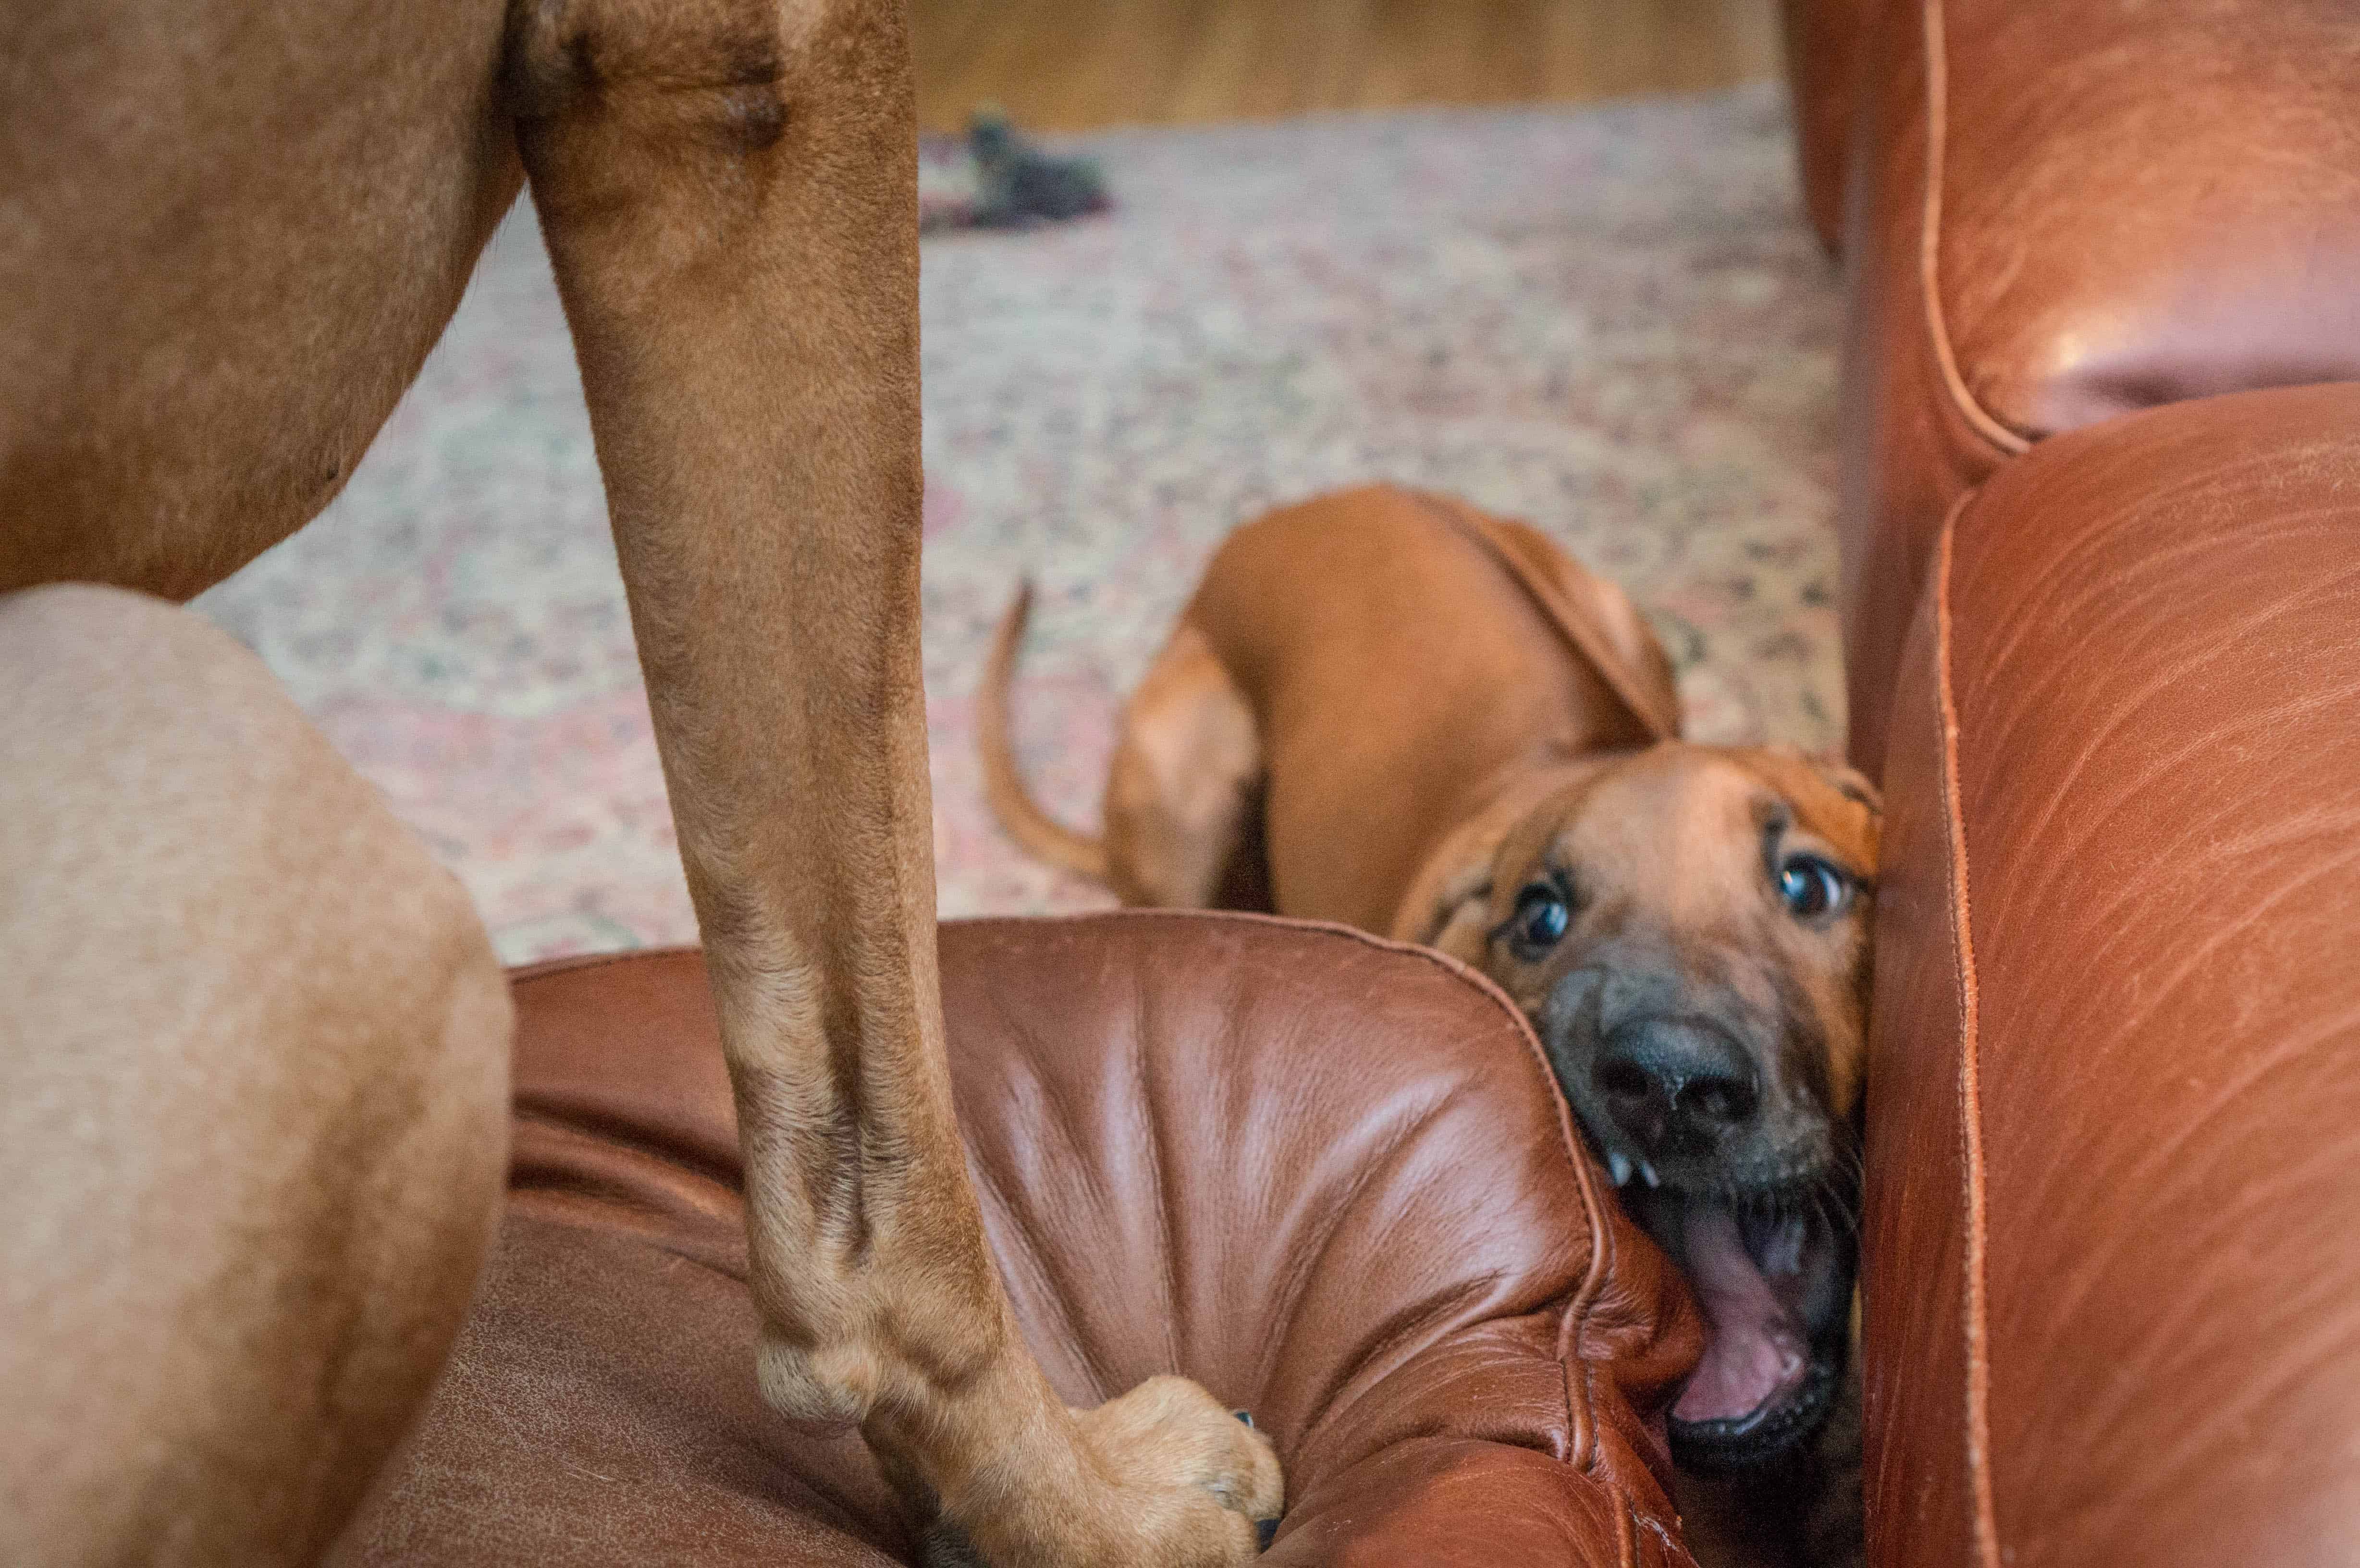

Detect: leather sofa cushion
[332, 912, 1704, 1565]
[1831, 0, 2360, 775]
[1862, 383, 2360, 1568]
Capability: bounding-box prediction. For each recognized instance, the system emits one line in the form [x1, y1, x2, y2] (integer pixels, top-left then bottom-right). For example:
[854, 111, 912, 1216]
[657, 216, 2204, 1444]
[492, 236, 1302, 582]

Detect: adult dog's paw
[1073, 1375, 1285, 1563]
[926, 1372, 1283, 1566]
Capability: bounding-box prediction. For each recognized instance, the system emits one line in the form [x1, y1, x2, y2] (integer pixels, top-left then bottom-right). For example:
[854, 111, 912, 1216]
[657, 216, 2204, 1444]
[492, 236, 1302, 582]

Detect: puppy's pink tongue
[1672, 1205, 1807, 1425]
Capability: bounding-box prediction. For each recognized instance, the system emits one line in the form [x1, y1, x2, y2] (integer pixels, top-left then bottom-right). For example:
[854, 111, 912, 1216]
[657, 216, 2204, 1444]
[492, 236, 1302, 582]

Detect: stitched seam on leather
[1570, 1357, 1595, 1471]
[1933, 507, 2001, 1568]
[1920, 0, 2031, 457]
[1554, 1358, 1580, 1466]
[1611, 1443, 1636, 1568]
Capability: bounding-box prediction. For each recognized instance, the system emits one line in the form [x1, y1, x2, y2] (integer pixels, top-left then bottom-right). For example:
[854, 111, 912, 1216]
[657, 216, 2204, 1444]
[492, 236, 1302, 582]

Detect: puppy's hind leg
[505, 1, 1277, 1561]
[1104, 617, 1268, 910]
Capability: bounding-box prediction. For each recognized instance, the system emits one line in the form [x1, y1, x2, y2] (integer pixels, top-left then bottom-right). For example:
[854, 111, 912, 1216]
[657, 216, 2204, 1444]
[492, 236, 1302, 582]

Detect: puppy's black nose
[1593, 1018, 1758, 1153]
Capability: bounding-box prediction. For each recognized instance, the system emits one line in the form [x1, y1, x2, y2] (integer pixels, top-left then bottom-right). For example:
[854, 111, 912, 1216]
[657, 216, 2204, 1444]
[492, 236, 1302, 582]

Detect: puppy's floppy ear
[1473, 515, 1683, 743]
[1399, 850, 1498, 968]
[1424, 879, 1495, 968]
[1807, 751, 1881, 818]
[1395, 765, 1587, 965]
[1754, 742, 1881, 815]
[1739, 744, 1882, 871]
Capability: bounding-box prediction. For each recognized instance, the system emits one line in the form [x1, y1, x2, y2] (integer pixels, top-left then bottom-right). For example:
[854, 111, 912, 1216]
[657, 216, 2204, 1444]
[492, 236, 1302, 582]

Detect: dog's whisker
[1810, 1180, 1862, 1247]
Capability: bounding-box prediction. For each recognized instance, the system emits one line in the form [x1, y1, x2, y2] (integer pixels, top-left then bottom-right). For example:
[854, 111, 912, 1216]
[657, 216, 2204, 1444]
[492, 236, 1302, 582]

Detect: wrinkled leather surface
[1862, 384, 2360, 1568]
[1834, 0, 2360, 776]
[1778, 0, 1868, 257]
[335, 912, 1704, 1565]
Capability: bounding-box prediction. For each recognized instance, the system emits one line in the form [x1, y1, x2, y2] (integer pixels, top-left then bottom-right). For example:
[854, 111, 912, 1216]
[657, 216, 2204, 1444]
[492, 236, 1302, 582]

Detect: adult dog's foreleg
[505, 0, 1278, 1559]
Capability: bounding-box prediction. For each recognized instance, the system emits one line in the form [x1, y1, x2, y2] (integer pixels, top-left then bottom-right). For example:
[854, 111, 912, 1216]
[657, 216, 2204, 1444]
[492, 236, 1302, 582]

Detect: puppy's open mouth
[1620, 1182, 1850, 1475]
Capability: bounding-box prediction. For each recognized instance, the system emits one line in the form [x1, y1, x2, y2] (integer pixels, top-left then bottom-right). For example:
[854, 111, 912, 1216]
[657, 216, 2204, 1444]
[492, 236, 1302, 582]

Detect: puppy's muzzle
[1541, 953, 1852, 1474]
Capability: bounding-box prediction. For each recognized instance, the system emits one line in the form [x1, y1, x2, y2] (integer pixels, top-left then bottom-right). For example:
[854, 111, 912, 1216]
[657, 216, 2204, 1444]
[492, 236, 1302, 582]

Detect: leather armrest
[332, 914, 1703, 1565]
[1863, 384, 2360, 1568]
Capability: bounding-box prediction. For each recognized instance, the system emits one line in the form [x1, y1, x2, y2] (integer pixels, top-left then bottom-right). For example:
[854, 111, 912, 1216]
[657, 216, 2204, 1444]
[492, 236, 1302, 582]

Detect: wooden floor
[915, 0, 1783, 133]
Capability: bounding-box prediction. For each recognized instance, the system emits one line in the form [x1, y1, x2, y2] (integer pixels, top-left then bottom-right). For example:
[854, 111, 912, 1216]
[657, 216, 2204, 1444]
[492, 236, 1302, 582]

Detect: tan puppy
[986, 483, 1879, 1492]
[0, 0, 1276, 1561]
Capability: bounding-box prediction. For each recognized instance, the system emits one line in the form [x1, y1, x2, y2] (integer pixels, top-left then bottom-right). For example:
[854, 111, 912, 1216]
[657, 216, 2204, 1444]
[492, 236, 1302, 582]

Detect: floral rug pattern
[196, 86, 1844, 963]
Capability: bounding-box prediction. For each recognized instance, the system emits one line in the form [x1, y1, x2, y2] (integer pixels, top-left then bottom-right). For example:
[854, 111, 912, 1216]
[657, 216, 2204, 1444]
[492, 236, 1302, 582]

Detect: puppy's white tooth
[1608, 1151, 1633, 1187]
[1639, 1161, 1660, 1189]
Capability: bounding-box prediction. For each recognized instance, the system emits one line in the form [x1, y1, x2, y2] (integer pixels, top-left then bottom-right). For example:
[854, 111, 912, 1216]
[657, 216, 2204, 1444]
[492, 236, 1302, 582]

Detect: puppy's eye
[1777, 854, 1851, 920]
[1510, 881, 1570, 954]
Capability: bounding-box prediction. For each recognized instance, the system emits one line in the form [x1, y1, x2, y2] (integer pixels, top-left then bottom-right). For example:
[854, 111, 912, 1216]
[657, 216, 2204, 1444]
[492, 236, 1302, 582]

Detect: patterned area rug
[195, 86, 1843, 964]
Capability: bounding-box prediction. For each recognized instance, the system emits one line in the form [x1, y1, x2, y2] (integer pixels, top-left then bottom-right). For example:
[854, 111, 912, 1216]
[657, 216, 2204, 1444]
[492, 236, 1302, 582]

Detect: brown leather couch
[1786, 2, 2360, 1564]
[332, 914, 1707, 1564]
[327, 10, 2360, 1561]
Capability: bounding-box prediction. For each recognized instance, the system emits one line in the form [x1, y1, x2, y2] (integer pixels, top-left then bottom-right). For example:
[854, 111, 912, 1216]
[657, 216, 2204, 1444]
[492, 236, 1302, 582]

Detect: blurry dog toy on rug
[921, 110, 1111, 232]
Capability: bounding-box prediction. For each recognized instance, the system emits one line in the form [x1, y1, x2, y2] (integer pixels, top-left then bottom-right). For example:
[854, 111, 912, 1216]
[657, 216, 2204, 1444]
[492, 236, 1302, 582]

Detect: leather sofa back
[1784, 0, 2360, 772]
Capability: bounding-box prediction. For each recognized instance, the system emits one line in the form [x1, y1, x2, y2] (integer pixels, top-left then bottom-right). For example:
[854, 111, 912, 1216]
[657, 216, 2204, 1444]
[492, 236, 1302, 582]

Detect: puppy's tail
[979, 581, 1111, 882]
